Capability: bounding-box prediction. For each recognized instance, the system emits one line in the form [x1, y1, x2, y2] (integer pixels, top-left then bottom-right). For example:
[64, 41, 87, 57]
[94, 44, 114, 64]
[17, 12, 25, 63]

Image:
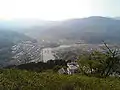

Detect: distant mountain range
[1, 16, 120, 44]
[19, 16, 120, 44]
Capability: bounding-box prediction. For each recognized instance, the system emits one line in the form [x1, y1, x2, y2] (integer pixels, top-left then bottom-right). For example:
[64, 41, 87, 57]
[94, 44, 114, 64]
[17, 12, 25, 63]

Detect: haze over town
[0, 0, 120, 89]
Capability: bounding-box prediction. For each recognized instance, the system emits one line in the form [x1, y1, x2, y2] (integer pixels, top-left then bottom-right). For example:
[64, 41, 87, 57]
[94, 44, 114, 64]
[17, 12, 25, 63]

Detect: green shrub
[0, 69, 120, 90]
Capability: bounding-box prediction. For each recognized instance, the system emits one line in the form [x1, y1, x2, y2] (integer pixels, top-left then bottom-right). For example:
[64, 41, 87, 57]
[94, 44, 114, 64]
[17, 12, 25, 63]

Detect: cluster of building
[58, 61, 79, 75]
[11, 41, 42, 65]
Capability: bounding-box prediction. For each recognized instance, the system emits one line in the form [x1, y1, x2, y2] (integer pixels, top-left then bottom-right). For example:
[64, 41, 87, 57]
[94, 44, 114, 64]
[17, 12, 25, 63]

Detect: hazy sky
[0, 0, 119, 21]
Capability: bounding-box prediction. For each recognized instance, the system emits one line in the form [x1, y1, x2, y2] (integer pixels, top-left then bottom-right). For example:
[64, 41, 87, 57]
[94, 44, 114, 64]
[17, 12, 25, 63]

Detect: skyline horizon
[0, 16, 120, 21]
[0, 0, 120, 21]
